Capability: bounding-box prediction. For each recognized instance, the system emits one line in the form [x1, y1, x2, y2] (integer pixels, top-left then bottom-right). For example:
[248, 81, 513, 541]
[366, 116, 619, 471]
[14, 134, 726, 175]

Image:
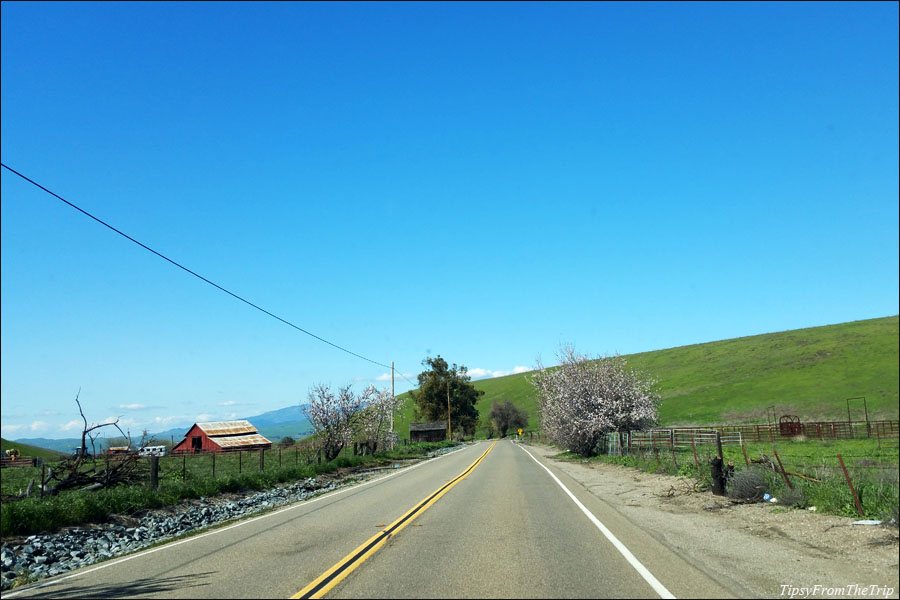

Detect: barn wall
[172, 424, 224, 453]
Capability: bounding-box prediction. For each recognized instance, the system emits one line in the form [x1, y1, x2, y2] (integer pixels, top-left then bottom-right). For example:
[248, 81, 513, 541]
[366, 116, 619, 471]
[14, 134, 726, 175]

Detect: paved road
[6, 441, 734, 599]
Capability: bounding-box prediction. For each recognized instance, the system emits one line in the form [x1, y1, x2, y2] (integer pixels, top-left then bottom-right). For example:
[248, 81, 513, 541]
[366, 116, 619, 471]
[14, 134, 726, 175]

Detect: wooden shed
[409, 421, 447, 443]
[171, 420, 272, 453]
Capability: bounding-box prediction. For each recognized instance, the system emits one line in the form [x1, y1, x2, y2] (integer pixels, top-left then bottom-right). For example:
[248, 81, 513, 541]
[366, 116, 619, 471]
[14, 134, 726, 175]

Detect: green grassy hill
[394, 316, 899, 438]
[1, 438, 67, 461]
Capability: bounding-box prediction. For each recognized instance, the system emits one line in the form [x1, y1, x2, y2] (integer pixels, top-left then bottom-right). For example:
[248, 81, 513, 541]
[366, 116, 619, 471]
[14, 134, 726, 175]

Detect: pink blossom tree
[531, 345, 660, 457]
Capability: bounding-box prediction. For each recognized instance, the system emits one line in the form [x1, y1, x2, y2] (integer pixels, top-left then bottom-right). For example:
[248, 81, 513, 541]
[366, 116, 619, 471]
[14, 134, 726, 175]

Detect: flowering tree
[531, 345, 660, 457]
[356, 386, 403, 454]
[304, 384, 366, 461]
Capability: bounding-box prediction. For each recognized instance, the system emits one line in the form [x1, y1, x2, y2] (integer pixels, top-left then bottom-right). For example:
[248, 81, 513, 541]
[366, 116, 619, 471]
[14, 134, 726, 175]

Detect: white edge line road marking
[517, 443, 676, 600]
[4, 444, 475, 598]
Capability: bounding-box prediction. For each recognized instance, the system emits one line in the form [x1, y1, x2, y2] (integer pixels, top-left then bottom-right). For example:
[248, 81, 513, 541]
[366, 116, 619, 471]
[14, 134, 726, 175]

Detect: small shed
[409, 421, 447, 443]
[171, 420, 272, 453]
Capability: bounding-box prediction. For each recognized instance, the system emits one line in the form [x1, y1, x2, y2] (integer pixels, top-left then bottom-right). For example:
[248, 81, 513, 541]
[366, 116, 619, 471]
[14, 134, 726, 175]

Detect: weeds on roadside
[0, 441, 461, 537]
[557, 442, 898, 521]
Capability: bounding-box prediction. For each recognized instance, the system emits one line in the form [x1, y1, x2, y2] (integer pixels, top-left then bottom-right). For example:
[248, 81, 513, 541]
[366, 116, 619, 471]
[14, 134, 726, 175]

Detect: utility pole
[391, 361, 395, 449]
[446, 381, 452, 442]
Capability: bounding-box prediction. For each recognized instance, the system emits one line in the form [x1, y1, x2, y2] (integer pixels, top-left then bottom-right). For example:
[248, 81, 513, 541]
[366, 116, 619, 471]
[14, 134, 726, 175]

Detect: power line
[1, 162, 398, 371]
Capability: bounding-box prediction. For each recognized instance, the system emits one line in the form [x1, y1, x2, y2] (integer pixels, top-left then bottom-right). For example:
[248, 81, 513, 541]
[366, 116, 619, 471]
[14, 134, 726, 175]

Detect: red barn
[171, 420, 272, 453]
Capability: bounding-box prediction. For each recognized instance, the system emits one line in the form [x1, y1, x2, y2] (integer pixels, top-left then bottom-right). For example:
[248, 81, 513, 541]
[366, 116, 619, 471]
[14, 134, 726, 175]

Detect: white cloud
[468, 366, 531, 380]
[119, 403, 146, 410]
[376, 372, 413, 382]
[61, 420, 83, 431]
[29, 420, 49, 432]
[2, 423, 26, 433]
[219, 400, 236, 406]
[195, 413, 214, 422]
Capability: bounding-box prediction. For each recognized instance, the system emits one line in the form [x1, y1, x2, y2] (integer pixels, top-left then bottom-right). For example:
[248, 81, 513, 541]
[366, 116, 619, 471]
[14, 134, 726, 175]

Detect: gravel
[0, 477, 339, 591]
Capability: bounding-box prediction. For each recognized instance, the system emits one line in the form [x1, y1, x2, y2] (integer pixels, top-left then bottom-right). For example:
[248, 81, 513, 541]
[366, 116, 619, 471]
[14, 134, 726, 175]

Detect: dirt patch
[527, 443, 899, 599]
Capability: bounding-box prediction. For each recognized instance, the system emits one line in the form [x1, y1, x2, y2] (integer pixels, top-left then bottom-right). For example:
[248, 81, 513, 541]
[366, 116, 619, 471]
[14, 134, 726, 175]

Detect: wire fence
[595, 427, 899, 519]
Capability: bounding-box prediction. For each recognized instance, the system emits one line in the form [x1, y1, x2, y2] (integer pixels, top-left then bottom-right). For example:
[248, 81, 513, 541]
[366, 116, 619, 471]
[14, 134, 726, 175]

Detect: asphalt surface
[5, 440, 734, 599]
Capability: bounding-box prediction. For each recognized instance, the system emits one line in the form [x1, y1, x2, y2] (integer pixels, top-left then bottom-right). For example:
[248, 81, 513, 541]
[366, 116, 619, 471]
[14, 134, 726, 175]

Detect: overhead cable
[1, 162, 396, 371]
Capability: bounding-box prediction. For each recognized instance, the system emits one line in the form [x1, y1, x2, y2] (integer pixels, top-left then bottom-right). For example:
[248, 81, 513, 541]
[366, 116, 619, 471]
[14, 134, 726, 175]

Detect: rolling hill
[12, 316, 897, 453]
[393, 315, 899, 438]
[1, 438, 67, 461]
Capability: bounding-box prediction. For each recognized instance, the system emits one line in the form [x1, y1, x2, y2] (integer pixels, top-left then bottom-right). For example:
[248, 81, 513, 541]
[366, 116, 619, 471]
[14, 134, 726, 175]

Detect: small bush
[779, 487, 807, 508]
[727, 468, 768, 502]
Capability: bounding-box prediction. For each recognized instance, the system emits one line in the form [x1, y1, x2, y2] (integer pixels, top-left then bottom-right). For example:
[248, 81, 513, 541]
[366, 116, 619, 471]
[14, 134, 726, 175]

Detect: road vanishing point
[6, 441, 734, 599]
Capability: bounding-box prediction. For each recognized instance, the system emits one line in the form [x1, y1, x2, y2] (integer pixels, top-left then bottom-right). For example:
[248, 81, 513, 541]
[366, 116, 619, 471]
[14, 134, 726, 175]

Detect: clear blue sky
[2, 2, 898, 440]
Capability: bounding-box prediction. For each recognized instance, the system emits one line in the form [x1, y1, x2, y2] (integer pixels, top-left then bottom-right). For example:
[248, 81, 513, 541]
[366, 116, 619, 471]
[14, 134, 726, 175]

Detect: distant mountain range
[13, 405, 313, 454]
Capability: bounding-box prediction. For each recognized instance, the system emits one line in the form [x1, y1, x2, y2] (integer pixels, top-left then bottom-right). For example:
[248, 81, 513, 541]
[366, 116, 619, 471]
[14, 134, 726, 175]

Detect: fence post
[772, 448, 792, 490]
[837, 454, 865, 517]
[40, 464, 45, 500]
[715, 431, 723, 459]
[691, 433, 699, 471]
[741, 441, 749, 468]
[710, 456, 726, 496]
[150, 455, 159, 490]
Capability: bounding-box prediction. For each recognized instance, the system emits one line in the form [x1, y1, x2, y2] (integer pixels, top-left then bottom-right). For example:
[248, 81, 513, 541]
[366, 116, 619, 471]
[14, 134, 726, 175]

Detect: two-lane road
[7, 441, 734, 599]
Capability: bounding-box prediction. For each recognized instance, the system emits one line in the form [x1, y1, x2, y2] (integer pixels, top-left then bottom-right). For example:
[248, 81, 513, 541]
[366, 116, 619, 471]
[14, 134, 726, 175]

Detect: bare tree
[488, 400, 528, 437]
[37, 391, 149, 496]
[531, 345, 660, 457]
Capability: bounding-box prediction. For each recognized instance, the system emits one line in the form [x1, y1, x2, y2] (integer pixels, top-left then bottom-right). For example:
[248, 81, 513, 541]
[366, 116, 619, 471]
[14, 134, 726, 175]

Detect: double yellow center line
[293, 441, 497, 599]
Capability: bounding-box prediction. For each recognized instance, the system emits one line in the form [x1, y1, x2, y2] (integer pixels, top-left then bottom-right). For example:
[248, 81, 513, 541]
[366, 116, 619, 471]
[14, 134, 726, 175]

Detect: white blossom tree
[304, 384, 366, 462]
[531, 345, 660, 457]
[355, 386, 403, 454]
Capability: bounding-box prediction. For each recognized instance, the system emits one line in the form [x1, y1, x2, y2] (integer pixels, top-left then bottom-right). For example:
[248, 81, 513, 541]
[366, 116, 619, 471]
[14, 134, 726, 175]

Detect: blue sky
[2, 2, 898, 440]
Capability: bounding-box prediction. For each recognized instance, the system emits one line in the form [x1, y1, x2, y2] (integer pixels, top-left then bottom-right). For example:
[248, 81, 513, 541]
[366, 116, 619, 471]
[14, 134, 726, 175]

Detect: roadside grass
[0, 441, 461, 538]
[557, 437, 899, 522]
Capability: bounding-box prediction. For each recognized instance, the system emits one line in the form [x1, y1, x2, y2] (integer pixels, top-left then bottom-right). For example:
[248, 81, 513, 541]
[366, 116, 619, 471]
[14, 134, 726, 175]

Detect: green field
[393, 316, 899, 438]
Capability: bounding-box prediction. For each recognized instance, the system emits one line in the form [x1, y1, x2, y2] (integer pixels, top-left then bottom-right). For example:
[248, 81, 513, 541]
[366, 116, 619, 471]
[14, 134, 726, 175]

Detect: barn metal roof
[214, 433, 272, 449]
[196, 420, 258, 436]
[409, 421, 447, 432]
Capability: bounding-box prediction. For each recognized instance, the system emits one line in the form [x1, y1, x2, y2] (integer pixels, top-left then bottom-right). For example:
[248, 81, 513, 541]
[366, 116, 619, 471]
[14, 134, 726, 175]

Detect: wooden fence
[0, 457, 38, 468]
[716, 420, 899, 442]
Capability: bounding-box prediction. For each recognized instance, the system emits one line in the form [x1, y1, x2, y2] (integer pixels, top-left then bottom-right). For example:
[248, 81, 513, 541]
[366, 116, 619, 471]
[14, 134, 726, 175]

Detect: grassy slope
[1, 438, 66, 461]
[394, 316, 898, 438]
